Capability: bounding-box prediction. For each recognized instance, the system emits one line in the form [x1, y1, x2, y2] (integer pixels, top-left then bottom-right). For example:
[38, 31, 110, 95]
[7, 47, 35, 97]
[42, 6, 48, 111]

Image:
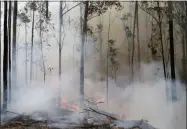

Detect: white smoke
[0, 2, 186, 129]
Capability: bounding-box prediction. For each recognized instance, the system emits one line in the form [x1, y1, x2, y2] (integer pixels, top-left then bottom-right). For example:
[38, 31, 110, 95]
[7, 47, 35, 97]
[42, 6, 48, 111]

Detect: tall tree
[131, 2, 137, 84]
[98, 14, 103, 81]
[106, 6, 112, 107]
[58, 1, 62, 105]
[3, 1, 8, 110]
[39, 2, 46, 82]
[8, 1, 12, 102]
[136, 1, 141, 81]
[58, 1, 66, 105]
[168, 1, 177, 101]
[46, 0, 48, 19]
[12, 0, 17, 95]
[25, 16, 28, 86]
[29, 2, 36, 84]
[17, 7, 30, 86]
[0, 2, 1, 108]
[80, 1, 88, 107]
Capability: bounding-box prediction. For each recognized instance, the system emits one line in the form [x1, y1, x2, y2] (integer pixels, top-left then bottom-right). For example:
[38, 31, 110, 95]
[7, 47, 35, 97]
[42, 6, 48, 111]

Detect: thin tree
[30, 2, 36, 84]
[80, 1, 88, 107]
[8, 1, 12, 102]
[136, 1, 141, 81]
[25, 17, 28, 86]
[98, 14, 103, 81]
[157, 2, 167, 80]
[168, 1, 177, 101]
[0, 2, 1, 107]
[39, 2, 46, 82]
[12, 0, 17, 91]
[106, 6, 112, 107]
[131, 2, 137, 84]
[58, 1, 62, 101]
[3, 1, 8, 110]
[46, 0, 48, 19]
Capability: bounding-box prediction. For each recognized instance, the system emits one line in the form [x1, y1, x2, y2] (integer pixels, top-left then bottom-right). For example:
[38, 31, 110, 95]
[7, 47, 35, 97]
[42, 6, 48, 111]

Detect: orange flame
[96, 98, 105, 104]
[61, 96, 79, 111]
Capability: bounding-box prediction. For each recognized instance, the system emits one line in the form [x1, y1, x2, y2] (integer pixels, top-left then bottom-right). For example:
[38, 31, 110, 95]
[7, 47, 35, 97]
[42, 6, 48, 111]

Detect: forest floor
[0, 107, 155, 129]
[0, 113, 154, 129]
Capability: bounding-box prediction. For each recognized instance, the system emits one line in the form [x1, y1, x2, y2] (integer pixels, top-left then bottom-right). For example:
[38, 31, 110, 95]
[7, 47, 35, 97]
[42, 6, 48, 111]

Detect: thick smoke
[0, 2, 186, 129]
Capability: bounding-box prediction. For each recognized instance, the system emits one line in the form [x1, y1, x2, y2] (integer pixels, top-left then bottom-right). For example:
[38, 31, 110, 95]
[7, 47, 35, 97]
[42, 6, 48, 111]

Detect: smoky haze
[0, 1, 186, 129]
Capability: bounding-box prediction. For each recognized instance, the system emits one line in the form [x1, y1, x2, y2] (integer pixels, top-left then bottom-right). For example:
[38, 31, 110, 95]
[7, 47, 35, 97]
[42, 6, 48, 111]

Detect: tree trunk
[99, 15, 103, 80]
[8, 1, 12, 102]
[185, 2, 187, 58]
[136, 1, 140, 81]
[25, 23, 28, 86]
[46, 1, 48, 19]
[131, 2, 137, 84]
[0, 1, 1, 110]
[106, 7, 112, 107]
[12, 1, 17, 91]
[80, 1, 88, 107]
[40, 2, 46, 83]
[58, 1, 62, 106]
[157, 2, 167, 80]
[168, 1, 177, 101]
[184, 2, 187, 84]
[3, 1, 8, 110]
[30, 9, 35, 85]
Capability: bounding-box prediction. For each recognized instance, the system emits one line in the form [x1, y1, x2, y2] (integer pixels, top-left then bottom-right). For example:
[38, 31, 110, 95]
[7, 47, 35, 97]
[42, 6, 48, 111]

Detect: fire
[61, 96, 79, 111]
[59, 96, 125, 121]
[96, 98, 105, 104]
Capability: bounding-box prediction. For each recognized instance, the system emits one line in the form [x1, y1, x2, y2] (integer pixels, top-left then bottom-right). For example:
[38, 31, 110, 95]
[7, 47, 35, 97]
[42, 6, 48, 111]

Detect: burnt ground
[0, 108, 156, 129]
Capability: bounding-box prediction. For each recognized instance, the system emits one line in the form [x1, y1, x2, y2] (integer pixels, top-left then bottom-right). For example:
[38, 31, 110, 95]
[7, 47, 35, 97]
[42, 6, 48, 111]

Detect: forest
[0, 1, 186, 129]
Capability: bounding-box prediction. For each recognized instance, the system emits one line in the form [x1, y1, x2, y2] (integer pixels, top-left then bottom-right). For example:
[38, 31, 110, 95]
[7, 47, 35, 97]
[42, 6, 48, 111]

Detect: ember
[60, 96, 79, 111]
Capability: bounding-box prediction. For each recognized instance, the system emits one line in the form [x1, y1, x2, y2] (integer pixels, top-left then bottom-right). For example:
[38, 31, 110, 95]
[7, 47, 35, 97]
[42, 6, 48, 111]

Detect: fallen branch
[88, 108, 118, 120]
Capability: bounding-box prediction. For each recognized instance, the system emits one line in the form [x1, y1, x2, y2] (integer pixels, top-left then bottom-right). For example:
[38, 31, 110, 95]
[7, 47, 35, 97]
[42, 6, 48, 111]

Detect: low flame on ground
[60, 96, 126, 121]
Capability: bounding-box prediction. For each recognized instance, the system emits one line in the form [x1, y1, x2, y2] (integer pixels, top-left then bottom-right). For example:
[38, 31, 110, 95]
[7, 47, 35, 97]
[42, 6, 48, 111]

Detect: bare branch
[61, 2, 82, 16]
[138, 4, 159, 24]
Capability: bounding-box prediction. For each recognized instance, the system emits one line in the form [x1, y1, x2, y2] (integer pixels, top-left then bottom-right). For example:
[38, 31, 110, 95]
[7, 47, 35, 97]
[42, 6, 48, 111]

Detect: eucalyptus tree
[8, 2, 12, 101]
[26, 1, 37, 84]
[79, 1, 123, 106]
[12, 1, 18, 98]
[18, 5, 30, 86]
[3, 1, 8, 110]
[168, 1, 177, 101]
[139, 2, 169, 80]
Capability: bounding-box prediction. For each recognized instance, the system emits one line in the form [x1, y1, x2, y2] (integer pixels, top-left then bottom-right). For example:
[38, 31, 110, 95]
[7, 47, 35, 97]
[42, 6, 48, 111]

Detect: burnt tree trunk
[0, 2, 1, 110]
[80, 1, 88, 107]
[136, 1, 141, 81]
[46, 1, 48, 19]
[12, 1, 17, 92]
[168, 1, 177, 101]
[30, 9, 35, 84]
[3, 1, 8, 110]
[8, 1, 12, 102]
[131, 2, 137, 84]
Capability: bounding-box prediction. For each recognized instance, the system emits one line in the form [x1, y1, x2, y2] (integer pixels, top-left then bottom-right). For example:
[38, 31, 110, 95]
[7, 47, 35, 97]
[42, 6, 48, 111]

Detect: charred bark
[168, 1, 177, 101]
[8, 1, 12, 102]
[12, 1, 17, 90]
[131, 2, 137, 84]
[3, 1, 8, 110]
[80, 1, 88, 107]
[136, 1, 141, 81]
[30, 9, 35, 84]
